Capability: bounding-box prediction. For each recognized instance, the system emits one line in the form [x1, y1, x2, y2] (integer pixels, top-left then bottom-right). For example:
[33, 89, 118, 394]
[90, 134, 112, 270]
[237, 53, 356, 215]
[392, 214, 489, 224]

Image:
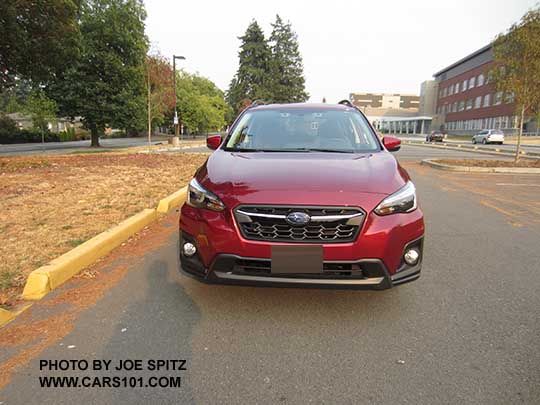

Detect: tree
[0, 0, 81, 89]
[49, 0, 148, 146]
[491, 7, 540, 162]
[176, 70, 228, 135]
[226, 21, 271, 113]
[268, 15, 308, 103]
[0, 78, 34, 113]
[24, 90, 58, 132]
[145, 53, 175, 144]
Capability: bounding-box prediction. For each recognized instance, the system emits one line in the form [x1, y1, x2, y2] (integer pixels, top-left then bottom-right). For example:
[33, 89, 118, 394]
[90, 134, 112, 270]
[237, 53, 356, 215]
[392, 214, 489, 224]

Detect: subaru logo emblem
[286, 211, 311, 226]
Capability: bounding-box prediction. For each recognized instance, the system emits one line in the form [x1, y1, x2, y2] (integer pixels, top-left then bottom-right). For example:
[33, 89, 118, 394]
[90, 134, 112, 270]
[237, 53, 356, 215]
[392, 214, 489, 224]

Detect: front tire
[482, 138, 487, 144]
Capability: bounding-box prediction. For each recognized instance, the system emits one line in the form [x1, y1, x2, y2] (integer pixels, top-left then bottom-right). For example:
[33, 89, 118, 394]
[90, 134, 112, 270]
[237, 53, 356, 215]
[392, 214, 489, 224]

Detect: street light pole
[172, 54, 185, 139]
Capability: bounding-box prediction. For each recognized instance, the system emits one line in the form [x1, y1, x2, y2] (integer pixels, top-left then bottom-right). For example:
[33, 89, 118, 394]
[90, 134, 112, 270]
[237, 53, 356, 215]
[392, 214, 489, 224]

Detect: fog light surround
[183, 242, 197, 257]
[403, 248, 420, 266]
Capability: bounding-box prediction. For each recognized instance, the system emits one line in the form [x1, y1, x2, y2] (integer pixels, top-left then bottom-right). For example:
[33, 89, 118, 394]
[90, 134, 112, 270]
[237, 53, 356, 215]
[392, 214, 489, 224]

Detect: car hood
[196, 150, 410, 209]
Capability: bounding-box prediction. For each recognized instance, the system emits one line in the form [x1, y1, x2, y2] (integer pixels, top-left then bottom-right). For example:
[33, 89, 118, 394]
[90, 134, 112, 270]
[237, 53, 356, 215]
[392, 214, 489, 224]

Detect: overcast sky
[144, 0, 537, 103]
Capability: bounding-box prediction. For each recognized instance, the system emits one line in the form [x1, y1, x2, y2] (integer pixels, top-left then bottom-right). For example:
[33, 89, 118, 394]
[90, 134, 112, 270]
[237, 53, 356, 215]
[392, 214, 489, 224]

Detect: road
[1, 145, 539, 404]
[398, 135, 540, 154]
[0, 136, 205, 156]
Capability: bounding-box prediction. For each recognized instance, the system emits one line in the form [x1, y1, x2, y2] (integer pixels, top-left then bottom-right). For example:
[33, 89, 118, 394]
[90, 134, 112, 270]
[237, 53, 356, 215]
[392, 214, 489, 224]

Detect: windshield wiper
[225, 148, 265, 152]
[288, 148, 355, 153]
[227, 148, 307, 153]
[226, 148, 356, 153]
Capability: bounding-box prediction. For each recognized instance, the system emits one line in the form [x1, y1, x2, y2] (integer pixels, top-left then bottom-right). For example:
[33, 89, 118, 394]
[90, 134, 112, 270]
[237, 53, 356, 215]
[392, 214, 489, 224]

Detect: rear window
[491, 130, 504, 135]
[225, 108, 380, 153]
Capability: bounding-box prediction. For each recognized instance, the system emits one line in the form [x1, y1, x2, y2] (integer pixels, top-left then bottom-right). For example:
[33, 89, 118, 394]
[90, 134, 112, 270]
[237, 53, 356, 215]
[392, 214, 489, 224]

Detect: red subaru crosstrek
[179, 102, 424, 289]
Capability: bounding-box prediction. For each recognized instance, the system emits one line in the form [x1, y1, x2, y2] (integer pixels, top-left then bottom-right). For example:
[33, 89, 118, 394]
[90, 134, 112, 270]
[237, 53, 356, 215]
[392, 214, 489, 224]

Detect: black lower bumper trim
[178, 233, 423, 290]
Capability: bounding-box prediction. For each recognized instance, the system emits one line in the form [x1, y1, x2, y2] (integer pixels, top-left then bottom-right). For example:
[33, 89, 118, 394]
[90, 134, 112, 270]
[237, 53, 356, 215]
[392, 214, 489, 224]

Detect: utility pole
[147, 62, 152, 148]
[172, 55, 186, 139]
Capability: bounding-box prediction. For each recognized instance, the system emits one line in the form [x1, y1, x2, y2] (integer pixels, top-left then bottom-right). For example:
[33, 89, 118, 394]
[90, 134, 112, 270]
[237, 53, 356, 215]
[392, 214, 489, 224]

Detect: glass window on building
[453, 102, 457, 112]
[501, 116, 508, 128]
[477, 74, 484, 86]
[443, 87, 447, 97]
[505, 92, 515, 103]
[494, 92, 503, 105]
[483, 94, 491, 107]
[511, 116, 518, 128]
[468, 77, 475, 89]
[448, 84, 453, 95]
[474, 96, 482, 109]
[458, 100, 465, 111]
[466, 99, 473, 110]
[462, 80, 467, 92]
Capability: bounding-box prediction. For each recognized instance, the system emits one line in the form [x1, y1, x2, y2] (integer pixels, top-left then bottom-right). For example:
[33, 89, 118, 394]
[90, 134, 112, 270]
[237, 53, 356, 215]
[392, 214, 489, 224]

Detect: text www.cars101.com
[39, 375, 182, 388]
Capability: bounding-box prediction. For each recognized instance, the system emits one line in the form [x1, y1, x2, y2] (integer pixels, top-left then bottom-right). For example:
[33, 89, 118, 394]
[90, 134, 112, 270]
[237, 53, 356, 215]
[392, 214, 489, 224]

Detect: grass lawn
[0, 151, 208, 307]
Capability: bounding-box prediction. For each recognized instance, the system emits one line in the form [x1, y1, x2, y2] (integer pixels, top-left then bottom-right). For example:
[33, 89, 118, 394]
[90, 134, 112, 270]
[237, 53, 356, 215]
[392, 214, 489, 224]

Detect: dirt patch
[0, 152, 207, 307]
[434, 159, 540, 168]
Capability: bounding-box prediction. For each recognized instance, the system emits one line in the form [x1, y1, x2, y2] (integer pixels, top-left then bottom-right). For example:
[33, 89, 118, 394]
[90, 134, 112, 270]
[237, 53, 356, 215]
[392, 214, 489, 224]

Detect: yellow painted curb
[0, 308, 15, 327]
[0, 304, 32, 328]
[22, 208, 158, 300]
[157, 186, 188, 213]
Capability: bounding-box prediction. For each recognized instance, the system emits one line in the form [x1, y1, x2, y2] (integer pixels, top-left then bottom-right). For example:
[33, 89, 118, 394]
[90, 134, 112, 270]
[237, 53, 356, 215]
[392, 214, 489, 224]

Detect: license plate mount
[271, 245, 323, 274]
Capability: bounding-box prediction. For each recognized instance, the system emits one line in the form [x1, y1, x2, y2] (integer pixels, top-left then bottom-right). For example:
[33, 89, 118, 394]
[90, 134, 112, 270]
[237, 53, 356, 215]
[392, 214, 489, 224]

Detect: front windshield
[225, 108, 381, 153]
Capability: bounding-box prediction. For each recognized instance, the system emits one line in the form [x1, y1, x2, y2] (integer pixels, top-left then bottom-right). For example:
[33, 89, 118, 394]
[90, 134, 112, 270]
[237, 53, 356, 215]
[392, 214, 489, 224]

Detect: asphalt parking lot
[1, 145, 539, 404]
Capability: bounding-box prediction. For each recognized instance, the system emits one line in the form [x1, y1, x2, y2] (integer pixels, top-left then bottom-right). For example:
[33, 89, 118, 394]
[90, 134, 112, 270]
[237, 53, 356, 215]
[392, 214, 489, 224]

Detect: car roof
[250, 103, 352, 111]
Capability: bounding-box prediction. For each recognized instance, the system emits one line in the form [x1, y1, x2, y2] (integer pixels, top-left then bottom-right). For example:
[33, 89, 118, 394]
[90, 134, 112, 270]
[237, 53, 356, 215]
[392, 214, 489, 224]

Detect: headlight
[374, 181, 417, 215]
[187, 178, 225, 211]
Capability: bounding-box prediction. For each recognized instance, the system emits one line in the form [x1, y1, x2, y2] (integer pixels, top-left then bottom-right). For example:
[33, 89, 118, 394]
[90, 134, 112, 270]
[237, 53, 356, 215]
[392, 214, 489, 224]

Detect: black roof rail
[250, 99, 267, 107]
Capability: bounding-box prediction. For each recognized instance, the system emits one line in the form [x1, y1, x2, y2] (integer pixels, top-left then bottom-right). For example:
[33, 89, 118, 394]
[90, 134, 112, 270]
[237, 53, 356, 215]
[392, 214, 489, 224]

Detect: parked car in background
[426, 131, 445, 142]
[179, 102, 424, 290]
[472, 129, 504, 145]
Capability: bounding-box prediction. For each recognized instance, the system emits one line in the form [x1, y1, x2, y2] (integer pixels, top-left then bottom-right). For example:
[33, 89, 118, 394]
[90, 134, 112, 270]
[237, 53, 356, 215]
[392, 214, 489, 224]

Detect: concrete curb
[21, 208, 159, 300]
[0, 308, 15, 326]
[1, 185, 191, 327]
[157, 186, 188, 213]
[0, 304, 32, 328]
[405, 141, 540, 160]
[421, 159, 540, 174]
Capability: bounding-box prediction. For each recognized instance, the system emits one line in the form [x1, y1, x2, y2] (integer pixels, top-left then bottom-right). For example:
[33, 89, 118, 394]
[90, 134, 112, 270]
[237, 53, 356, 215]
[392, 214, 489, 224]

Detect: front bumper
[179, 231, 423, 290]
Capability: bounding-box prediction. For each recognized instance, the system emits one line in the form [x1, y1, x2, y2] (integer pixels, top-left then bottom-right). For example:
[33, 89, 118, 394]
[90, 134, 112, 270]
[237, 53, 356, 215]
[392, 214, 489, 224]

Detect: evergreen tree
[268, 15, 308, 103]
[226, 21, 271, 113]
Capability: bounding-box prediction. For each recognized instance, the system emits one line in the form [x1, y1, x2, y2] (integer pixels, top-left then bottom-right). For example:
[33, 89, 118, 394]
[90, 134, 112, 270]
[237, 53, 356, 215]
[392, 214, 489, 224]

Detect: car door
[478, 130, 487, 142]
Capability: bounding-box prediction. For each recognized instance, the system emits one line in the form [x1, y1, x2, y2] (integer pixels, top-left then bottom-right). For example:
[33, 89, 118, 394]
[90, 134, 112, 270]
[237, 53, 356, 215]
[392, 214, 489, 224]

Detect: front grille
[234, 205, 365, 243]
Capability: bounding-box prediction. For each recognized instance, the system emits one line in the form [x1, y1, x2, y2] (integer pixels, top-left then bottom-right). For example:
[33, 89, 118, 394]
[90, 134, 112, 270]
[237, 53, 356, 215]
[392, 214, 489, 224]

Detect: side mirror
[206, 135, 222, 150]
[382, 136, 401, 152]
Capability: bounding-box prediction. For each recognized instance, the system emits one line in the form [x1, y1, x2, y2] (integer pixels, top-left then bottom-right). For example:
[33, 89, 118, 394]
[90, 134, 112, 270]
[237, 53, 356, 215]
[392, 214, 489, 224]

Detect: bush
[58, 127, 76, 142]
[0, 126, 59, 144]
[0, 115, 18, 143]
